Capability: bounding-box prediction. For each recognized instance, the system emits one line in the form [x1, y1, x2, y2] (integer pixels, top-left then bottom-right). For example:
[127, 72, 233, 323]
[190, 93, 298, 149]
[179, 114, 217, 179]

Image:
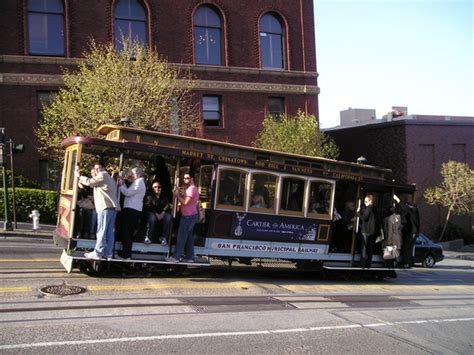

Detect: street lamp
[120, 117, 133, 127]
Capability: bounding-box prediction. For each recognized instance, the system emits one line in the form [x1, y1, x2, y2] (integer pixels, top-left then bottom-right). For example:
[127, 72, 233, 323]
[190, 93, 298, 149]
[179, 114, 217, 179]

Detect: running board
[68, 250, 210, 266]
[323, 265, 395, 271]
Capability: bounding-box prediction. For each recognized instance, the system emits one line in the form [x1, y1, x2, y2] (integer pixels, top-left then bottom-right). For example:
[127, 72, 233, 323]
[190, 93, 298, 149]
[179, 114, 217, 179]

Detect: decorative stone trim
[0, 55, 318, 78]
[194, 79, 319, 94]
[0, 72, 319, 94]
[0, 73, 64, 86]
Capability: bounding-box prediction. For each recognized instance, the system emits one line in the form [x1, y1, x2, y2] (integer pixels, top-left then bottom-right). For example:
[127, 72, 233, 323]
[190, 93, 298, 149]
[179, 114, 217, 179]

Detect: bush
[0, 170, 41, 189]
[0, 188, 58, 224]
[434, 222, 470, 243]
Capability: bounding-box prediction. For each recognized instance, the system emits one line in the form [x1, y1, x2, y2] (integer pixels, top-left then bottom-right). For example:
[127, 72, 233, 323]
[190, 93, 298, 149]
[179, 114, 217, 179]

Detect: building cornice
[0, 73, 64, 86]
[0, 72, 319, 95]
[0, 55, 318, 78]
[323, 118, 474, 132]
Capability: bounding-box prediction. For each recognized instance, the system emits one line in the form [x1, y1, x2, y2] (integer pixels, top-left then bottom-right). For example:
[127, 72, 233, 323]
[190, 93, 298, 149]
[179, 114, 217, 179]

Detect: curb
[0, 230, 53, 239]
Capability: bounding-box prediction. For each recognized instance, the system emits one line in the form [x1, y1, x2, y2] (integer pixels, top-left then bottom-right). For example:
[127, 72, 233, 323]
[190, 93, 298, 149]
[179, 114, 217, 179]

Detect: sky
[313, 0, 473, 128]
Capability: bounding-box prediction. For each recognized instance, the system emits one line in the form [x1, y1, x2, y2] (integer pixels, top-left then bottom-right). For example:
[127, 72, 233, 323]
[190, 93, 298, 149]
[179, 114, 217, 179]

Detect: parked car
[414, 233, 444, 268]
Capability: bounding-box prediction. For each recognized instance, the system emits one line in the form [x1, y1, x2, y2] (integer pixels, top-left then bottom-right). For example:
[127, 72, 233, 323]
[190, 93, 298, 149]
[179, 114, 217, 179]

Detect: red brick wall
[0, 0, 318, 183]
[327, 120, 473, 238]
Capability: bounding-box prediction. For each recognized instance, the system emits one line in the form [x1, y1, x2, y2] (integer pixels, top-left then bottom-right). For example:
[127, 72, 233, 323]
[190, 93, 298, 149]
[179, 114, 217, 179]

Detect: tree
[424, 161, 473, 241]
[253, 110, 339, 159]
[36, 38, 198, 160]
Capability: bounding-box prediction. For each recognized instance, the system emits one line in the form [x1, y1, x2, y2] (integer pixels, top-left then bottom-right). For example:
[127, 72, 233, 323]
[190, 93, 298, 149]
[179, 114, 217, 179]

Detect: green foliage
[253, 110, 339, 159]
[4, 171, 41, 188]
[424, 161, 473, 215]
[424, 161, 473, 240]
[434, 222, 470, 243]
[36, 37, 199, 160]
[0, 188, 58, 224]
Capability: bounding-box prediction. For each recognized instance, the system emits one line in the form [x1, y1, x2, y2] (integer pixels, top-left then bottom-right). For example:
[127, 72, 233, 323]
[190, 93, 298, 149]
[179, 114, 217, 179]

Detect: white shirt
[119, 177, 146, 211]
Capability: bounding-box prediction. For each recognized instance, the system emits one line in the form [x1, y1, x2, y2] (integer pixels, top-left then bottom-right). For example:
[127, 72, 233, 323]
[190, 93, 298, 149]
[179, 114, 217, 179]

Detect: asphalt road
[0, 237, 473, 354]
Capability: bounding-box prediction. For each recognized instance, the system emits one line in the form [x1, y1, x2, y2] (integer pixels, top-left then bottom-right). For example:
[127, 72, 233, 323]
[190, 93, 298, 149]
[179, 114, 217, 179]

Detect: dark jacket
[395, 202, 420, 235]
[143, 193, 170, 214]
[359, 204, 377, 235]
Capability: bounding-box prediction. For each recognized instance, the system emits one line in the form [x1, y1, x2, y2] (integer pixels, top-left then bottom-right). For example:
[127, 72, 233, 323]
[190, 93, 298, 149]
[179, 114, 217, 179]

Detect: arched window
[194, 5, 222, 65]
[259, 13, 285, 69]
[27, 0, 65, 55]
[114, 0, 147, 51]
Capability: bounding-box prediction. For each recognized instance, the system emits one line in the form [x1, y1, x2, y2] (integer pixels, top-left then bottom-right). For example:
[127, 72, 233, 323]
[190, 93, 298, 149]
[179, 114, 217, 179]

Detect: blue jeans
[145, 212, 172, 242]
[94, 208, 117, 257]
[173, 214, 198, 260]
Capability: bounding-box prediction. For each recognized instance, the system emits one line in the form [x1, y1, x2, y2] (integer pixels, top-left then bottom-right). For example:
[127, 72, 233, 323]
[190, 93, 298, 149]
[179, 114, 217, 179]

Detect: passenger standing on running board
[166, 173, 199, 263]
[116, 167, 146, 260]
[76, 163, 120, 260]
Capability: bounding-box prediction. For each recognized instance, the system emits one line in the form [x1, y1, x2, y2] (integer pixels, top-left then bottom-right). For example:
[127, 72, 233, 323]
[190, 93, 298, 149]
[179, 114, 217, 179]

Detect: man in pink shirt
[166, 173, 199, 263]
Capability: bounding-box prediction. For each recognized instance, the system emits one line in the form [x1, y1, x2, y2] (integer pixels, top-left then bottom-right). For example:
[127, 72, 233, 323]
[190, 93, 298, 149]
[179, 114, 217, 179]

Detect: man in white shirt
[116, 167, 146, 259]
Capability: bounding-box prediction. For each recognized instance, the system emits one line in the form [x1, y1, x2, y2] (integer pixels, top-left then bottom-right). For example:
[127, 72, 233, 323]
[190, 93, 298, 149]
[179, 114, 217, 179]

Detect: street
[0, 237, 473, 354]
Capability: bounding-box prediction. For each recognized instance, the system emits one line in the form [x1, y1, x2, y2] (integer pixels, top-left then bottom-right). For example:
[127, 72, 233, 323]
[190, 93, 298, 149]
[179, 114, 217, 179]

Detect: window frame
[193, 4, 224, 65]
[306, 178, 335, 221]
[278, 175, 307, 217]
[259, 12, 286, 70]
[267, 96, 285, 118]
[114, 0, 149, 51]
[215, 167, 248, 212]
[202, 95, 222, 127]
[247, 171, 278, 215]
[27, 0, 65, 56]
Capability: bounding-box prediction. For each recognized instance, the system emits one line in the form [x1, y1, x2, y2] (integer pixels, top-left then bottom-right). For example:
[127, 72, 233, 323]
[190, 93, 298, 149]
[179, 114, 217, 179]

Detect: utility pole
[8, 139, 17, 229]
[0, 128, 12, 231]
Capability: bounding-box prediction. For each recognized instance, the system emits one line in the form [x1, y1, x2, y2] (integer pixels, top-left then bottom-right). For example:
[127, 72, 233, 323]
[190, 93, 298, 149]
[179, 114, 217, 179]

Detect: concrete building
[0, 0, 319, 187]
[325, 108, 473, 238]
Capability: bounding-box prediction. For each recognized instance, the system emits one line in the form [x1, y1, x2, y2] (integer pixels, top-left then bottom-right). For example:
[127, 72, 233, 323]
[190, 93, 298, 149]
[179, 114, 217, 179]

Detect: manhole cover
[39, 284, 87, 296]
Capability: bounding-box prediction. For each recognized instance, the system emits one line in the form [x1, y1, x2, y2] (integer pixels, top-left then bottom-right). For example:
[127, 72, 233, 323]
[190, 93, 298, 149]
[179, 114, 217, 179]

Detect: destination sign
[180, 148, 366, 182]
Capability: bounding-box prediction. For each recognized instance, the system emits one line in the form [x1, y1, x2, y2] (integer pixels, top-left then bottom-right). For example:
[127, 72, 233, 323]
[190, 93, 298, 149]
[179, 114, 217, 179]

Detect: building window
[268, 97, 285, 118]
[114, 0, 147, 51]
[260, 13, 285, 69]
[37, 91, 56, 119]
[27, 0, 65, 56]
[194, 5, 222, 65]
[40, 159, 60, 190]
[202, 95, 221, 127]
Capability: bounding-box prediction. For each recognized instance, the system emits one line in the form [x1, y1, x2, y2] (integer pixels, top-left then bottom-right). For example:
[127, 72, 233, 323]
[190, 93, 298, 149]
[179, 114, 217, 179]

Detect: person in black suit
[357, 194, 377, 268]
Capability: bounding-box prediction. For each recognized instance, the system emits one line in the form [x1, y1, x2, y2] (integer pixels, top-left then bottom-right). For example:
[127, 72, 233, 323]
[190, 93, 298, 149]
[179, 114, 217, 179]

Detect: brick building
[325, 111, 473, 238]
[0, 0, 319, 187]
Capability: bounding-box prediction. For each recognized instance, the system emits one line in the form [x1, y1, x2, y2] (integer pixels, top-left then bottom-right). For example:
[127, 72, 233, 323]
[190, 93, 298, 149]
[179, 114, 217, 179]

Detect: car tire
[423, 254, 435, 268]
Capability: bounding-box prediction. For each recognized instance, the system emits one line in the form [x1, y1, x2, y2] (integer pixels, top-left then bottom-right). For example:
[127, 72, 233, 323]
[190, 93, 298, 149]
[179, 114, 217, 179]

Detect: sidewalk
[2, 221, 474, 262]
[0, 221, 55, 239]
[444, 250, 474, 261]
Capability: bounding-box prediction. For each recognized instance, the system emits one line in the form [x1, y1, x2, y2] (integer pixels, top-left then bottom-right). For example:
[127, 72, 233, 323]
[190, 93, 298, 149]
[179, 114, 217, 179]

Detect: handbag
[383, 245, 399, 260]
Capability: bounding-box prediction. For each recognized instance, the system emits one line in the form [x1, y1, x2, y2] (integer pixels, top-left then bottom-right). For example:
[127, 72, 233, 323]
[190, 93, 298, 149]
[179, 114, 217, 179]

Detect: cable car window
[198, 165, 213, 207]
[307, 180, 333, 219]
[216, 168, 247, 210]
[280, 177, 306, 216]
[249, 172, 277, 213]
[67, 150, 77, 191]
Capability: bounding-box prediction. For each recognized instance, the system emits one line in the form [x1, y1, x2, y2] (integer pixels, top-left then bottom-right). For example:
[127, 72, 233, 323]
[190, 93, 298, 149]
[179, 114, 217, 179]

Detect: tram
[55, 124, 415, 276]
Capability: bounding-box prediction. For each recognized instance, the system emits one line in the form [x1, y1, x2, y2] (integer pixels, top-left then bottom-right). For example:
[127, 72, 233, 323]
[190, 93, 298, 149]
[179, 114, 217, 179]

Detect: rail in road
[1, 294, 474, 324]
[1, 293, 474, 354]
